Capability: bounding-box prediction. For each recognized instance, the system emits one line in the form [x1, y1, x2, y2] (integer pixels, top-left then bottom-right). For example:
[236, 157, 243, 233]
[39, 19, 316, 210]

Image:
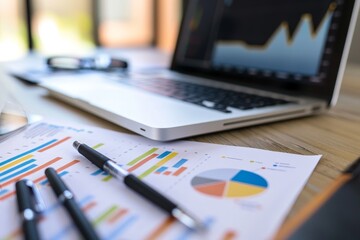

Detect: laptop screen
[172, 0, 357, 103]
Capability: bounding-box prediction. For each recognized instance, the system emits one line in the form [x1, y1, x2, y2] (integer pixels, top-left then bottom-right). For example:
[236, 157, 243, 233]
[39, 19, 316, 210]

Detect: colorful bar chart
[127, 148, 158, 166]
[124, 148, 192, 179]
[0, 136, 72, 197]
[127, 153, 159, 172]
[0, 159, 80, 202]
[0, 155, 34, 173]
[1, 157, 62, 188]
[0, 159, 37, 177]
[0, 139, 57, 166]
[138, 152, 178, 179]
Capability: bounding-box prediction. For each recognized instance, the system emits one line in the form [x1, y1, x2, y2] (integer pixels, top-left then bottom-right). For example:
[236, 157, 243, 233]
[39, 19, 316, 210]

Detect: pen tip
[73, 141, 81, 150]
[172, 208, 206, 232]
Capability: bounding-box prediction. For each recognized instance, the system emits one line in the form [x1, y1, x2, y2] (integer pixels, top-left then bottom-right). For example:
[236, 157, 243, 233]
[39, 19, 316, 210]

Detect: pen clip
[24, 180, 46, 214]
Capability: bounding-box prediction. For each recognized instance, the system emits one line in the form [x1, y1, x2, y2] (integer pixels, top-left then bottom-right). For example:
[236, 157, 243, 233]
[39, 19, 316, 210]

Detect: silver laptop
[41, 0, 359, 141]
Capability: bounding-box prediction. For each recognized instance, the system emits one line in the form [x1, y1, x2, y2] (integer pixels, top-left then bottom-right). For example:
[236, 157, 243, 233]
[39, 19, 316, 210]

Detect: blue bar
[50, 223, 74, 240]
[173, 159, 188, 168]
[176, 217, 214, 240]
[0, 164, 37, 182]
[0, 189, 9, 195]
[44, 202, 61, 215]
[0, 159, 36, 177]
[105, 216, 138, 240]
[44, 194, 94, 216]
[91, 169, 104, 176]
[0, 139, 57, 166]
[156, 166, 168, 173]
[41, 171, 69, 185]
[157, 151, 171, 159]
[78, 195, 95, 206]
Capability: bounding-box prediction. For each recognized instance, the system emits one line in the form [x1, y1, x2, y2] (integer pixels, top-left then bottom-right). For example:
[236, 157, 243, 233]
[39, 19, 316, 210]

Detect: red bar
[0, 191, 15, 201]
[82, 201, 97, 212]
[0, 160, 80, 202]
[3, 229, 21, 240]
[222, 230, 237, 240]
[146, 217, 175, 240]
[34, 160, 80, 184]
[128, 153, 158, 172]
[163, 171, 172, 175]
[108, 209, 128, 224]
[38, 136, 71, 152]
[2, 157, 62, 187]
[173, 167, 187, 176]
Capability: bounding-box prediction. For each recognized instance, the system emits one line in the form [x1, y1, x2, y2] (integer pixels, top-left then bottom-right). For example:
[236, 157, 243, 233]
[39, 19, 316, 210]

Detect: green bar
[138, 152, 178, 179]
[127, 148, 158, 166]
[138, 166, 158, 179]
[102, 175, 112, 182]
[93, 205, 118, 226]
[92, 143, 104, 149]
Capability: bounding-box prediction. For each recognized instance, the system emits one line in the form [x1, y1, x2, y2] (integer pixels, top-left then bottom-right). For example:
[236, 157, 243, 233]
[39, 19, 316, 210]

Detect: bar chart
[126, 148, 190, 179]
[0, 121, 321, 240]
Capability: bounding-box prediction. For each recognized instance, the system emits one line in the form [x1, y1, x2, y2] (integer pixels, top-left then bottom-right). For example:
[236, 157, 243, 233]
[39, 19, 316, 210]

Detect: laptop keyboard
[118, 77, 294, 113]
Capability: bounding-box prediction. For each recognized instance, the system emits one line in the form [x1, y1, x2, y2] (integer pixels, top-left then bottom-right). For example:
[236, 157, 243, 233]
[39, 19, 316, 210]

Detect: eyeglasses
[46, 55, 128, 71]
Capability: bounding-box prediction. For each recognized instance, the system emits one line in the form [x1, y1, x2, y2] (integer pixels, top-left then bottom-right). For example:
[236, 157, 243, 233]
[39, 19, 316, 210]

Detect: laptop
[40, 0, 360, 141]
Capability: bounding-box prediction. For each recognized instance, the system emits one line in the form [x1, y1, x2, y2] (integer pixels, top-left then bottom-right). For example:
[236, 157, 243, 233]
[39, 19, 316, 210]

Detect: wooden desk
[1, 54, 360, 223]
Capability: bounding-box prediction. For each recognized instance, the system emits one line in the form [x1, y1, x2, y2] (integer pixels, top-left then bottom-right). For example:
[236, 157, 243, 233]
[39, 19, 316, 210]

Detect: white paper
[0, 121, 321, 240]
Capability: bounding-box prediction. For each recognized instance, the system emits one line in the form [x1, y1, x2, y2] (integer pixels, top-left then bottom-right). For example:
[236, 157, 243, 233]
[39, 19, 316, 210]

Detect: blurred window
[0, 0, 183, 61]
[98, 0, 154, 47]
[0, 0, 27, 61]
[32, 0, 94, 55]
[156, 0, 182, 52]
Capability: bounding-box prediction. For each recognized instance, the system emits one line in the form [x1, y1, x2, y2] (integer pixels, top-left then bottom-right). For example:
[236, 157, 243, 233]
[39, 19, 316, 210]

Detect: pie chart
[191, 169, 268, 198]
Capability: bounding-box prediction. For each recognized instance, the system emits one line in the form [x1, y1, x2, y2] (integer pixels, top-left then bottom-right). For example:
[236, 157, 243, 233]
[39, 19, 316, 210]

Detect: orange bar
[82, 201, 97, 212]
[108, 209, 128, 224]
[4, 228, 21, 240]
[2, 157, 62, 187]
[173, 167, 187, 176]
[222, 230, 237, 240]
[0, 160, 80, 202]
[163, 171, 172, 175]
[0, 191, 15, 201]
[55, 160, 80, 173]
[146, 217, 175, 240]
[34, 175, 46, 184]
[128, 153, 158, 172]
[38, 137, 71, 152]
[33, 160, 80, 184]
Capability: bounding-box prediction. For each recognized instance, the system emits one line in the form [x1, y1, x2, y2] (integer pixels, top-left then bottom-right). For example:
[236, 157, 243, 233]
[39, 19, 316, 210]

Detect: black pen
[73, 141, 205, 231]
[15, 179, 45, 240]
[45, 168, 100, 240]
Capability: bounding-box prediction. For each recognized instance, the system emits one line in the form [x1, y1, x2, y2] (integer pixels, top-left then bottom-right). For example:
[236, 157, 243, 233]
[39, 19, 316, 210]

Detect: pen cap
[76, 142, 109, 170]
[45, 168, 70, 197]
[15, 180, 33, 212]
